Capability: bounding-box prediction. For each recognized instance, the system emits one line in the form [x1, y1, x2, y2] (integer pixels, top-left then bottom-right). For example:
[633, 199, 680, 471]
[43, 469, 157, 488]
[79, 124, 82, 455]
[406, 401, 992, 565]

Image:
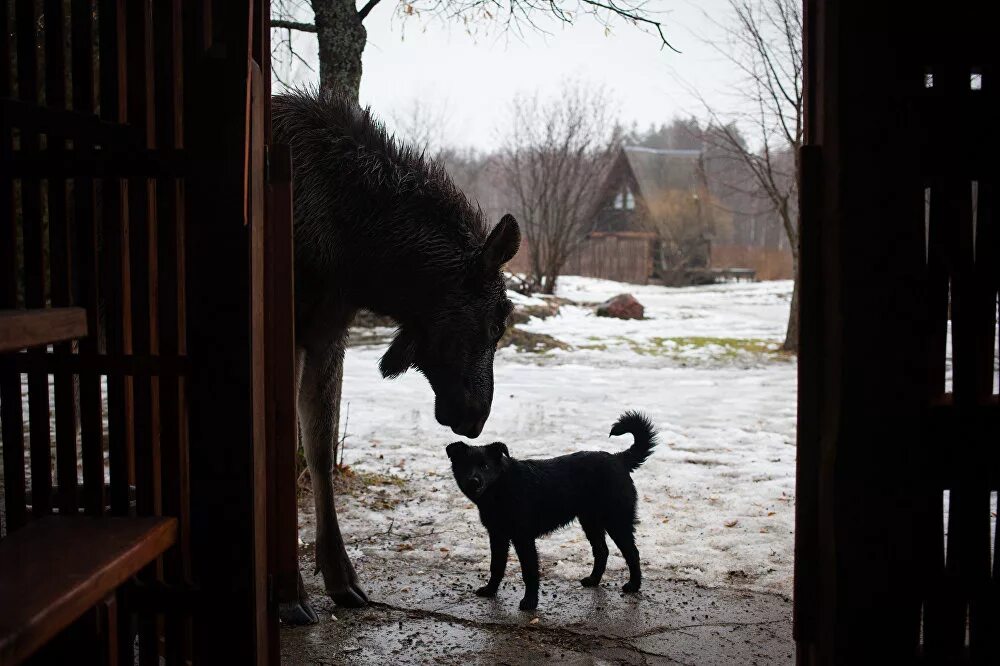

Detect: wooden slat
[0, 4, 26, 533]
[153, 1, 190, 662]
[0, 350, 190, 376]
[97, 4, 137, 658]
[15, 0, 54, 520]
[969, 64, 999, 662]
[98, 0, 135, 519]
[44, 0, 81, 517]
[266, 144, 300, 609]
[929, 63, 988, 660]
[0, 516, 177, 665]
[920, 63, 959, 657]
[72, 0, 107, 518]
[0, 0, 24, 532]
[124, 2, 162, 661]
[0, 97, 137, 144]
[248, 59, 270, 662]
[0, 308, 87, 353]
[126, 0, 161, 522]
[2, 149, 189, 178]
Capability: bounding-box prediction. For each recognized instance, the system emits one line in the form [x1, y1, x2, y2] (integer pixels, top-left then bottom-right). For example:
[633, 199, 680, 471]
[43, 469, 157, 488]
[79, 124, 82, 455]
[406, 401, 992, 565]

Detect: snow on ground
[328, 277, 798, 598]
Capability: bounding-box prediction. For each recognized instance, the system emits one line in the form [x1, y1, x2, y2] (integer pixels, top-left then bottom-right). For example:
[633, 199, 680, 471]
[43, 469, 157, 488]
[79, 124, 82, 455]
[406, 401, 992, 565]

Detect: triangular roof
[621, 146, 702, 205]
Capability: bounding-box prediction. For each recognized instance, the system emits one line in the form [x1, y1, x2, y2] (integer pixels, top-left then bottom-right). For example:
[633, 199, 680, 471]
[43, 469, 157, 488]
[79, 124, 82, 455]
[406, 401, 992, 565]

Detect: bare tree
[500, 84, 621, 294]
[271, 0, 679, 101]
[644, 188, 732, 283]
[687, 0, 803, 351]
[389, 97, 452, 157]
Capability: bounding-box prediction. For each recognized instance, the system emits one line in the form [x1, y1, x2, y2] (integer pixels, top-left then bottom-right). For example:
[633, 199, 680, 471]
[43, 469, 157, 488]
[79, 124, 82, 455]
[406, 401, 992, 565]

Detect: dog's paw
[622, 581, 640, 594]
[519, 595, 538, 611]
[580, 576, 601, 588]
[475, 585, 498, 598]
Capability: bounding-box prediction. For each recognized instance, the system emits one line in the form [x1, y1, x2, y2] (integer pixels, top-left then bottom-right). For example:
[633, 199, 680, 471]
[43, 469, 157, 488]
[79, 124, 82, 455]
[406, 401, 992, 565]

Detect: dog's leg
[608, 525, 642, 593]
[298, 339, 368, 608]
[512, 537, 540, 611]
[579, 516, 608, 587]
[476, 531, 509, 597]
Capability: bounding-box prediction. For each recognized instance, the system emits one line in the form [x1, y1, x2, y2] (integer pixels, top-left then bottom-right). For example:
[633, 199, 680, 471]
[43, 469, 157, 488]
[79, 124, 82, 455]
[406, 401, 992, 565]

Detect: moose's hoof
[519, 595, 538, 611]
[622, 581, 640, 594]
[328, 582, 369, 608]
[278, 600, 319, 626]
[580, 576, 601, 588]
[475, 585, 498, 597]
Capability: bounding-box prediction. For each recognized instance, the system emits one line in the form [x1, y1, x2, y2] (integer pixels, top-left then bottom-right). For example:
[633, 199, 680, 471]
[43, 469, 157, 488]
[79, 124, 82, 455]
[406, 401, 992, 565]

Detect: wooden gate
[796, 2, 997, 662]
[0, 2, 294, 663]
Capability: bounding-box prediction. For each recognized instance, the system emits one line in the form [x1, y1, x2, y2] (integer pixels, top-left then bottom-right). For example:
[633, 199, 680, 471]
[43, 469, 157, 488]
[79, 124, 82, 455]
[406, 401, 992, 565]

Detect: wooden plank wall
[711, 244, 794, 281]
[1, 1, 279, 662]
[507, 234, 653, 285]
[796, 2, 997, 662]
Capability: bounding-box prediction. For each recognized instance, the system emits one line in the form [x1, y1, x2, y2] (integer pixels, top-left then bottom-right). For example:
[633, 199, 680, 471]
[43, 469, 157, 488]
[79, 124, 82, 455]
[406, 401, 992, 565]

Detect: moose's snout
[442, 410, 488, 439]
[435, 391, 490, 438]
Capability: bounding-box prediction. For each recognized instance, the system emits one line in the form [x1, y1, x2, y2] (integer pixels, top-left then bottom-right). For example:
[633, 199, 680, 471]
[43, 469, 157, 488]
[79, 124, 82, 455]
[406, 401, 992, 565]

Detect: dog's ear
[446, 442, 469, 460]
[487, 442, 510, 459]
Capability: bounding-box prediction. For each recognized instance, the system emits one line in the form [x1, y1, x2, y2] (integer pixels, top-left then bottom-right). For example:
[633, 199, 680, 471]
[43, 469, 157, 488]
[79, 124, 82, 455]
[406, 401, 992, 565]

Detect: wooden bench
[0, 516, 177, 665]
[0, 308, 87, 353]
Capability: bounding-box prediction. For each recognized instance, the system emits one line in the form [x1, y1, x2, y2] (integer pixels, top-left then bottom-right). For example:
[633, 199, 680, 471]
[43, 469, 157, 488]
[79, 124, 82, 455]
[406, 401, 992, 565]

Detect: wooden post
[183, 2, 271, 661]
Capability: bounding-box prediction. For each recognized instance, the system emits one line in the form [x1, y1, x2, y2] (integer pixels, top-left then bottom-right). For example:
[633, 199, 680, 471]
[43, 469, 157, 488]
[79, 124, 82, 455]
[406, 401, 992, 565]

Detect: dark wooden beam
[0, 308, 88, 353]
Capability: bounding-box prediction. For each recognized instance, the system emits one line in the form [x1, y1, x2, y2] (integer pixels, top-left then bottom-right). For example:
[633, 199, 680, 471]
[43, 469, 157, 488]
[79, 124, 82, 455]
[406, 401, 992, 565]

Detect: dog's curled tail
[610, 411, 658, 472]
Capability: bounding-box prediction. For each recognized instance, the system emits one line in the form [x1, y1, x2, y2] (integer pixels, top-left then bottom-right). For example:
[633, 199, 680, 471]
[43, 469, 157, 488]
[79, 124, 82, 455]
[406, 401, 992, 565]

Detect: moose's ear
[487, 442, 510, 459]
[446, 442, 469, 460]
[479, 214, 520, 274]
[379, 329, 416, 379]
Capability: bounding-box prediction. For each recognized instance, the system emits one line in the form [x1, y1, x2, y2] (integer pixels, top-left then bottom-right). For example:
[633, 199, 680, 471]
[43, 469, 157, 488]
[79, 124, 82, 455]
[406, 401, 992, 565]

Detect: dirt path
[281, 540, 793, 665]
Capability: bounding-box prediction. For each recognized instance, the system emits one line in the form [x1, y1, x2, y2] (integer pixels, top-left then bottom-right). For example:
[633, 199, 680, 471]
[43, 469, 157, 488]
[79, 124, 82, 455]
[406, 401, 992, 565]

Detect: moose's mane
[271, 89, 488, 261]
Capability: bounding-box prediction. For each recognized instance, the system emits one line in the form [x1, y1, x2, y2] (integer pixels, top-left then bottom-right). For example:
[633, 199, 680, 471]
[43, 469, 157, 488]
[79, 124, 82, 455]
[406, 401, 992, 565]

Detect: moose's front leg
[298, 340, 369, 608]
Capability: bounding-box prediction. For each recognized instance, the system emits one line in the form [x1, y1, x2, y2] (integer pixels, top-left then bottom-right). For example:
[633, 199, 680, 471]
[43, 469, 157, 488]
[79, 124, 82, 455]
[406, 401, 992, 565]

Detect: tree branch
[358, 0, 384, 21]
[270, 19, 317, 32]
[579, 0, 681, 53]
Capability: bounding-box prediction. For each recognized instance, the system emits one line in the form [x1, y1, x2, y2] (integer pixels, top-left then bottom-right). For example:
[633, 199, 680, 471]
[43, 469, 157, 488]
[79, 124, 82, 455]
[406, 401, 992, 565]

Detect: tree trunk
[311, 0, 366, 102]
[307, 0, 365, 471]
[782, 249, 799, 352]
[543, 273, 558, 295]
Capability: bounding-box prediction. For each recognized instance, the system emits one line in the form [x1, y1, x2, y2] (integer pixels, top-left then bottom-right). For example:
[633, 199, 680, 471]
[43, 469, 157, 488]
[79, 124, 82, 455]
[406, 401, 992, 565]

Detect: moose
[271, 90, 520, 623]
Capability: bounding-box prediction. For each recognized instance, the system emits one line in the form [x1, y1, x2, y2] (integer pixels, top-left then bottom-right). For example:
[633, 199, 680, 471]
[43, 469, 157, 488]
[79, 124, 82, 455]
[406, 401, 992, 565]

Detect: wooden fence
[507, 232, 654, 285]
[711, 243, 794, 281]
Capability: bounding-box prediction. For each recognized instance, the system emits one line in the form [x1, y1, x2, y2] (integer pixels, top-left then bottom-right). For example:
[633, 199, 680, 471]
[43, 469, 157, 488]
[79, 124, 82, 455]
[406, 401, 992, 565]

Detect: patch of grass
[644, 336, 783, 356]
[331, 467, 408, 511]
[578, 336, 791, 362]
[508, 301, 561, 326]
[357, 470, 407, 488]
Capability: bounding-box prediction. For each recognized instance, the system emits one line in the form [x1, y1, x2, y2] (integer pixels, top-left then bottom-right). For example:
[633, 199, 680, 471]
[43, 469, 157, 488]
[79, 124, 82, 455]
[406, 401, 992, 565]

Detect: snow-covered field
[329, 277, 797, 598]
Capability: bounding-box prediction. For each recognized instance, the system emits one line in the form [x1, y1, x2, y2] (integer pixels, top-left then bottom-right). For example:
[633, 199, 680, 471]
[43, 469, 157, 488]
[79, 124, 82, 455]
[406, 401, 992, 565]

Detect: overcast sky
[273, 0, 746, 150]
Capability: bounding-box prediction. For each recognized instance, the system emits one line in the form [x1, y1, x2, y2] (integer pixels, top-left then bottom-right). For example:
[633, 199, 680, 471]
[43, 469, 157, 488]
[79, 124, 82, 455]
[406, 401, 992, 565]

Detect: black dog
[446, 411, 658, 611]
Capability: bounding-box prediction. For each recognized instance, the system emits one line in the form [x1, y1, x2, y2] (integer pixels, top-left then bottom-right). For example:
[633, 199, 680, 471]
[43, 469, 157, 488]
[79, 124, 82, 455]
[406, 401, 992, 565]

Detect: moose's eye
[489, 323, 502, 341]
[482, 463, 490, 471]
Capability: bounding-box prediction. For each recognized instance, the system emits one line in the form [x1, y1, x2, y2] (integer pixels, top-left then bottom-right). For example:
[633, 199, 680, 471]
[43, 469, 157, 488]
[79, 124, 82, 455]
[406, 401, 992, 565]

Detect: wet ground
[280, 551, 793, 665]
